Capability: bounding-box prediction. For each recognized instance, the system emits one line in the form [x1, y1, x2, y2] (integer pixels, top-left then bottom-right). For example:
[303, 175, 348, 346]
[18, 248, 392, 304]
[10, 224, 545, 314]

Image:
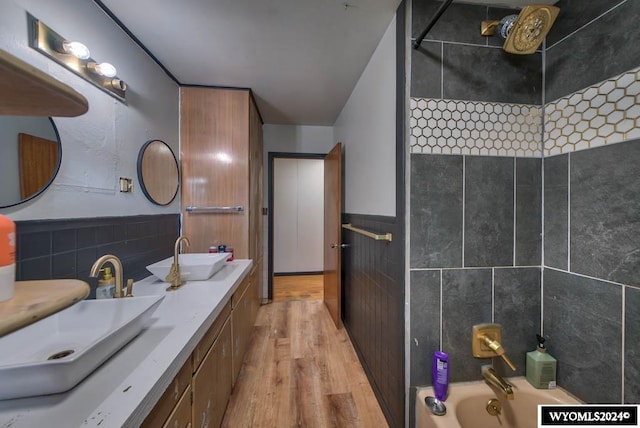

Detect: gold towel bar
[342, 223, 393, 242]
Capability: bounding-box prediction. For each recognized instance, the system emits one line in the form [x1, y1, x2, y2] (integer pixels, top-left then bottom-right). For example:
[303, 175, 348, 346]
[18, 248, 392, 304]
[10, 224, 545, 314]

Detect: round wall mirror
[0, 116, 61, 208]
[137, 139, 179, 206]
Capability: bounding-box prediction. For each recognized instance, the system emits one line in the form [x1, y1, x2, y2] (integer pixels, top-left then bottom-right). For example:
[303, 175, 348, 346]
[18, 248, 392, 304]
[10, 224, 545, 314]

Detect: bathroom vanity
[0, 259, 257, 427]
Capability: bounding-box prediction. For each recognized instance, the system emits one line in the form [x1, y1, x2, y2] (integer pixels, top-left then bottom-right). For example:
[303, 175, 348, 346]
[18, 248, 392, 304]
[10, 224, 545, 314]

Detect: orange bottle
[0, 215, 16, 301]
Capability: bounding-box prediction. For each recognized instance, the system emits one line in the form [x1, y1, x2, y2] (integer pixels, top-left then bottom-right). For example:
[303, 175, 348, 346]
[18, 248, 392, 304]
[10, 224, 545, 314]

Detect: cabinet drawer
[192, 301, 231, 372]
[162, 385, 192, 428]
[142, 358, 192, 428]
[193, 318, 232, 428]
[231, 271, 252, 309]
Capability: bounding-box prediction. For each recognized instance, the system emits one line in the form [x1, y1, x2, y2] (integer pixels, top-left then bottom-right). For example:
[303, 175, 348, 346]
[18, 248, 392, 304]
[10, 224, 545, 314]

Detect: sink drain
[48, 349, 74, 360]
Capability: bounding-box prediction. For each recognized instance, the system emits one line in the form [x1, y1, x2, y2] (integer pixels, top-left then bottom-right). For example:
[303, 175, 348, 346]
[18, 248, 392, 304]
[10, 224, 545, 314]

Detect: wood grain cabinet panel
[142, 358, 192, 428]
[192, 302, 231, 372]
[163, 385, 192, 428]
[231, 265, 260, 385]
[192, 318, 232, 428]
[180, 87, 263, 262]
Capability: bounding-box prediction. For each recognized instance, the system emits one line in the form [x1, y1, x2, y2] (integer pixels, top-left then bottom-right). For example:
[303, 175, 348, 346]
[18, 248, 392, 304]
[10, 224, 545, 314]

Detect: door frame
[267, 152, 326, 300]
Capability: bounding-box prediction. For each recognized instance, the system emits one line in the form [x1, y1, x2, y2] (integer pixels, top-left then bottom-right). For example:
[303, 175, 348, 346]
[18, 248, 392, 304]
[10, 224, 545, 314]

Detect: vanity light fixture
[87, 62, 117, 78]
[60, 41, 90, 60]
[27, 13, 126, 102]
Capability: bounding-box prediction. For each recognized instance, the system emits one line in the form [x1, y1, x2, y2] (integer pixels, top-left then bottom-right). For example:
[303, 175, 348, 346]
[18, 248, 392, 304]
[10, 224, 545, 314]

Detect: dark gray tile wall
[543, 140, 640, 403]
[16, 214, 179, 298]
[411, 42, 442, 99]
[410, 155, 463, 268]
[540, 0, 640, 407]
[625, 286, 640, 403]
[410, 154, 541, 388]
[543, 154, 568, 269]
[409, 270, 441, 386]
[442, 268, 492, 381]
[494, 268, 541, 377]
[545, 0, 640, 102]
[411, 155, 541, 271]
[411, 1, 542, 104]
[546, 0, 626, 46]
[412, 1, 490, 45]
[570, 142, 640, 287]
[543, 269, 622, 403]
[410, 0, 640, 410]
[516, 159, 542, 266]
[464, 156, 513, 267]
[442, 44, 542, 105]
[409, 267, 540, 387]
[544, 142, 640, 287]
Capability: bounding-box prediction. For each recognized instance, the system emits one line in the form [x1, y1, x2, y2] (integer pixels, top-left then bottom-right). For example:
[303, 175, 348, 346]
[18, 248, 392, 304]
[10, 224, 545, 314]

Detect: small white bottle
[96, 267, 115, 299]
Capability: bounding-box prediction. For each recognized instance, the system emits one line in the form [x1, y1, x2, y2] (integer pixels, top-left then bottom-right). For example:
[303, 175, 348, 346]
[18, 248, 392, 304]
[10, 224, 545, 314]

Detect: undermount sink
[146, 253, 230, 281]
[0, 295, 164, 400]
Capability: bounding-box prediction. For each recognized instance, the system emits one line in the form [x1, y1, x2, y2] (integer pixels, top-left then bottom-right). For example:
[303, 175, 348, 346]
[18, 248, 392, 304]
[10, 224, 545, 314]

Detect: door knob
[330, 243, 350, 249]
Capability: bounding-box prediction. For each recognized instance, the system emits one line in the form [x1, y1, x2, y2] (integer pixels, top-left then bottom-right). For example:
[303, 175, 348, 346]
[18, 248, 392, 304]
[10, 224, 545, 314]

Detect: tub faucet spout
[482, 365, 514, 400]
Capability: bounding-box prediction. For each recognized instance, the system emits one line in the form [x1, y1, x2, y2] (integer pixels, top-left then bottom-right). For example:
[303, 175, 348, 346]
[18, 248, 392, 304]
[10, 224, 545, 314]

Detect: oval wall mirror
[0, 116, 61, 208]
[137, 139, 179, 206]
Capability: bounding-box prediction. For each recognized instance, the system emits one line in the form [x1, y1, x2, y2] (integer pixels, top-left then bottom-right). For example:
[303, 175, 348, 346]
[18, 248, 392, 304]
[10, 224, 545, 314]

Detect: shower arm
[412, 0, 453, 50]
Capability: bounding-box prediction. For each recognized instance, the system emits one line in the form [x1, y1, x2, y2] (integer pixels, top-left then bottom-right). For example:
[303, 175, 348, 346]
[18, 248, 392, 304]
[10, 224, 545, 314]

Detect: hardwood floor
[273, 274, 324, 302]
[222, 299, 389, 427]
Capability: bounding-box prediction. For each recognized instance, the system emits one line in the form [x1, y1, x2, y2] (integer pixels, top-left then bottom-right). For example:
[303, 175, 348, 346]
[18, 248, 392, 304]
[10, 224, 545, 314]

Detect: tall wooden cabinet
[180, 87, 263, 298]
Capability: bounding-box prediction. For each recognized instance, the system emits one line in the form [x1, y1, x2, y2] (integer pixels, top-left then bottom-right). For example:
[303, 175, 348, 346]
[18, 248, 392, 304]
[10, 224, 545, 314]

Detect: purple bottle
[432, 351, 449, 401]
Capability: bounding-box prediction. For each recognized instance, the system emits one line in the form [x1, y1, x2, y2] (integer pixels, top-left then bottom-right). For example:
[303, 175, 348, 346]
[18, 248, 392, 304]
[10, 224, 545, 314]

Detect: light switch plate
[119, 177, 133, 193]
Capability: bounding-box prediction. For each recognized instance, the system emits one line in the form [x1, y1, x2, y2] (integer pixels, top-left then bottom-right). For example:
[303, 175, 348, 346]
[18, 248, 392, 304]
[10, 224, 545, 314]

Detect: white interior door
[273, 158, 324, 274]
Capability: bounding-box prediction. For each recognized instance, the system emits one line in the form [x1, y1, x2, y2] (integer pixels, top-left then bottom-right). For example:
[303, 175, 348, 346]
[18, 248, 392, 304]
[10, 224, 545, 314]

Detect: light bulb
[61, 41, 90, 59]
[88, 62, 117, 78]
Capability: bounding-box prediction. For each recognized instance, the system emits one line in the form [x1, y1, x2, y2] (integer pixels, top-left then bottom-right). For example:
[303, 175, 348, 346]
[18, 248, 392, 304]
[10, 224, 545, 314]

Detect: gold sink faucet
[166, 236, 190, 289]
[482, 365, 514, 400]
[90, 254, 133, 298]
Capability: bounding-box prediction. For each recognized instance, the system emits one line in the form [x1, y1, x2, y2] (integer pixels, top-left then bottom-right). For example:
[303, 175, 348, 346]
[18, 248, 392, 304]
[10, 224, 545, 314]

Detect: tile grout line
[544, 266, 636, 289]
[439, 269, 443, 351]
[440, 42, 444, 99]
[621, 286, 625, 403]
[546, 0, 629, 51]
[540, 267, 544, 336]
[410, 265, 542, 272]
[513, 157, 517, 267]
[491, 267, 495, 323]
[567, 153, 571, 271]
[541, 37, 546, 337]
[462, 155, 465, 268]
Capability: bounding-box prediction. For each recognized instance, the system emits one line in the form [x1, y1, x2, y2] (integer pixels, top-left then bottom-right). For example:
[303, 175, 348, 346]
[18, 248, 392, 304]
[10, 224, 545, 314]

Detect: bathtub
[416, 377, 581, 428]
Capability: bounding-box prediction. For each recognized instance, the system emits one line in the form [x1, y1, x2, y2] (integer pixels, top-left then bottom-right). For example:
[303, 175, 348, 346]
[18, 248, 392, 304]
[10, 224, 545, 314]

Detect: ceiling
[97, 0, 402, 126]
[96, 0, 556, 126]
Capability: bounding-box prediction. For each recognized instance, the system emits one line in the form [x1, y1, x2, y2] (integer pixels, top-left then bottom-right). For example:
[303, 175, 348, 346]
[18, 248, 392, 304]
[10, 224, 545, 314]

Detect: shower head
[481, 5, 560, 55]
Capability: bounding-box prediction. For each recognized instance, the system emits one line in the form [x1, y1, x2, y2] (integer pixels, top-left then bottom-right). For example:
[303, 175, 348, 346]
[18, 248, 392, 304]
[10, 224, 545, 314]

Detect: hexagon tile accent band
[544, 67, 640, 157]
[410, 98, 543, 157]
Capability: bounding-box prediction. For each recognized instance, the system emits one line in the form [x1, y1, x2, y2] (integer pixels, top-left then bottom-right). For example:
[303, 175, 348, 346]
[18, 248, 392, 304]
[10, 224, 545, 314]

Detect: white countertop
[0, 259, 253, 428]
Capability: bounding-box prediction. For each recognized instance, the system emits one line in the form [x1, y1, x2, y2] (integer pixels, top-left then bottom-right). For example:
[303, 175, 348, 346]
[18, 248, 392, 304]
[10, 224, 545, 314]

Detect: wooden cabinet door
[163, 385, 192, 428]
[323, 143, 343, 328]
[231, 276, 250, 384]
[248, 96, 263, 263]
[142, 359, 192, 428]
[181, 88, 250, 256]
[192, 318, 232, 428]
[231, 266, 260, 385]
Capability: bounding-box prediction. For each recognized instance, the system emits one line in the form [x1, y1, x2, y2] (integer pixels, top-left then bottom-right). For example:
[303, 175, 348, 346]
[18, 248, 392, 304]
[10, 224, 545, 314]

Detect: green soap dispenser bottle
[526, 334, 557, 389]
